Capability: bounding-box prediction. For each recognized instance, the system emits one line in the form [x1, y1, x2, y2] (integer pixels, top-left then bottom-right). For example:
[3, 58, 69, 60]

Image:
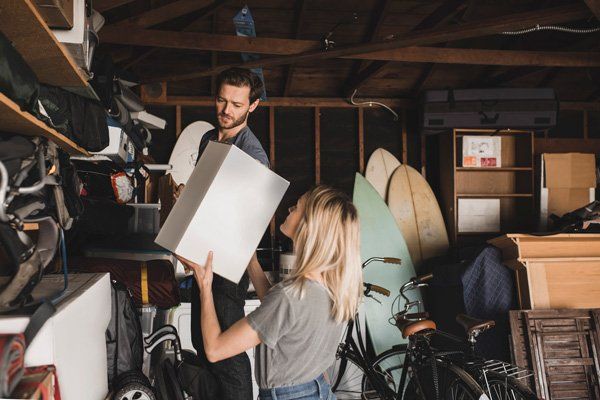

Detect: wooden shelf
[0, 92, 90, 156]
[0, 0, 88, 88]
[457, 193, 533, 198]
[456, 167, 533, 171]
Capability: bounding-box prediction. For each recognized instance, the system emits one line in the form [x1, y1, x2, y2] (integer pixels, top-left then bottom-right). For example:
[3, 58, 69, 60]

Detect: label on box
[462, 136, 501, 167]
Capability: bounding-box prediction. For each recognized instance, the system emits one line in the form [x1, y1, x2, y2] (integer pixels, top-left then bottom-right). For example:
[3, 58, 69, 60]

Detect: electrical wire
[501, 24, 600, 35]
[349, 89, 399, 121]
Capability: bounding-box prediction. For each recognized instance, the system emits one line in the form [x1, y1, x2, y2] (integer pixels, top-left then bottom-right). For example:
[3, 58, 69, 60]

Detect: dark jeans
[258, 375, 335, 400]
[191, 272, 253, 400]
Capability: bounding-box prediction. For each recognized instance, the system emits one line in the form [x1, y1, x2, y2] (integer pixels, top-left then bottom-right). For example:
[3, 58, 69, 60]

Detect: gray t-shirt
[246, 280, 344, 388]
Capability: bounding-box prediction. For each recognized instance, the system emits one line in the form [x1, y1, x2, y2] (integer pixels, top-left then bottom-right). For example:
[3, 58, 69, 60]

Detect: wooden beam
[355, 47, 600, 67]
[175, 105, 182, 137]
[345, 0, 466, 95]
[584, 110, 589, 139]
[100, 27, 319, 55]
[583, 0, 600, 19]
[146, 95, 415, 109]
[315, 107, 321, 184]
[95, 0, 136, 12]
[402, 109, 408, 165]
[154, 3, 592, 83]
[358, 108, 365, 174]
[269, 106, 276, 170]
[536, 67, 559, 87]
[345, 0, 393, 95]
[284, 0, 308, 96]
[112, 0, 213, 28]
[535, 138, 600, 154]
[560, 101, 600, 111]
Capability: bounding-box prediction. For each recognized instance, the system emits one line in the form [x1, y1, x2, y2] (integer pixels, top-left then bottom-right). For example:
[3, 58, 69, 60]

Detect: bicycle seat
[456, 314, 495, 336]
[402, 320, 437, 338]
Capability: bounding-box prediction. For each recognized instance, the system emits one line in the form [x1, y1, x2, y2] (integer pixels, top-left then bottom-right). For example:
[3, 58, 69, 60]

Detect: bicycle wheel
[404, 359, 487, 400]
[327, 352, 395, 400]
[362, 345, 407, 395]
[481, 371, 538, 400]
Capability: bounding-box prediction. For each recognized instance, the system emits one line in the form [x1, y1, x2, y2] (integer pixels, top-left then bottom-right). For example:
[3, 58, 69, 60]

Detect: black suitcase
[421, 88, 558, 131]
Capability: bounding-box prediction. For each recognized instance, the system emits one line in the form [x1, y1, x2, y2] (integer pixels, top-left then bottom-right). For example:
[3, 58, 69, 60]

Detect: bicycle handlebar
[364, 283, 390, 297]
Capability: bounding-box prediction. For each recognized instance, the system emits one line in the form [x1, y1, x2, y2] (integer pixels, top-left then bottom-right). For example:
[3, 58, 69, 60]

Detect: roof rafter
[283, 0, 309, 96]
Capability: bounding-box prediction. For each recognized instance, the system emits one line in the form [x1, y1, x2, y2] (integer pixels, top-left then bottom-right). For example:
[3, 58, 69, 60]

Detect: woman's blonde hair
[287, 185, 362, 323]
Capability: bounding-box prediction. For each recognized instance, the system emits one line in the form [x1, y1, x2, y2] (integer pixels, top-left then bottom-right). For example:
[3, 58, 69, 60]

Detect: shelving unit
[0, 0, 91, 156]
[439, 128, 535, 245]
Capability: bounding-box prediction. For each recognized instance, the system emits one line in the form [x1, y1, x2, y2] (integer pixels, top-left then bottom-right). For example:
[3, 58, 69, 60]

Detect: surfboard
[387, 165, 449, 270]
[365, 148, 401, 200]
[168, 121, 215, 185]
[353, 173, 421, 355]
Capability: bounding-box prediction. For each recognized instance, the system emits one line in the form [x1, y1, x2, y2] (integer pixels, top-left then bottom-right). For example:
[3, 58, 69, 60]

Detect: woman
[177, 185, 363, 400]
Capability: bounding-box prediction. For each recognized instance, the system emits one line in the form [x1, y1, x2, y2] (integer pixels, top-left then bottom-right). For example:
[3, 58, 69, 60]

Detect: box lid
[543, 153, 596, 188]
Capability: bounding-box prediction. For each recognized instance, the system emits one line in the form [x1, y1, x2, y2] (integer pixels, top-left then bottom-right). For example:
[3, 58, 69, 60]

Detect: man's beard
[218, 110, 249, 130]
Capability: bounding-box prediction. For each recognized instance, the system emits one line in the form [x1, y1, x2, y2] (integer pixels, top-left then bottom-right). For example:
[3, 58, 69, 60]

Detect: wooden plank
[584, 110, 589, 140]
[0, 93, 89, 156]
[584, 0, 600, 19]
[358, 108, 364, 174]
[269, 106, 276, 237]
[113, 0, 213, 28]
[150, 3, 593, 82]
[175, 105, 182, 138]
[315, 107, 321, 184]
[94, 0, 136, 12]
[534, 138, 600, 154]
[145, 95, 415, 109]
[283, 0, 308, 97]
[402, 109, 408, 165]
[346, 0, 466, 94]
[0, 0, 87, 87]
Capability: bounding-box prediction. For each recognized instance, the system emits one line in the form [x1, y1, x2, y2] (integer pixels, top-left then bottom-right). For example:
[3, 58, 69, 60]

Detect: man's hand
[176, 252, 214, 294]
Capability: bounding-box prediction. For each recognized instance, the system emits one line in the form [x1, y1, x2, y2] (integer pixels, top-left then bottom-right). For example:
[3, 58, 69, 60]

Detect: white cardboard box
[458, 198, 500, 232]
[72, 124, 134, 164]
[131, 111, 167, 130]
[0, 273, 111, 400]
[155, 141, 289, 283]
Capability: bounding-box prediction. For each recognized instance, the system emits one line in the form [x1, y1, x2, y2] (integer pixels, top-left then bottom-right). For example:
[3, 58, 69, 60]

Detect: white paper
[458, 198, 500, 232]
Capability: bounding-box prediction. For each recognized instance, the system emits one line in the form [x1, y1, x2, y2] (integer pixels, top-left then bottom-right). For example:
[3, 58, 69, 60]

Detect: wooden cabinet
[490, 234, 600, 310]
[439, 129, 535, 245]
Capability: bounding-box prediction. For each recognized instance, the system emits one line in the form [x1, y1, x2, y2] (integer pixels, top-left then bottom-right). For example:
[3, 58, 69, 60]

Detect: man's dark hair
[216, 68, 264, 103]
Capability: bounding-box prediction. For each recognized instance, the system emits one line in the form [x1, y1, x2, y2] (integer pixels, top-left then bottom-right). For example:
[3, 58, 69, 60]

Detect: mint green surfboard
[353, 173, 422, 354]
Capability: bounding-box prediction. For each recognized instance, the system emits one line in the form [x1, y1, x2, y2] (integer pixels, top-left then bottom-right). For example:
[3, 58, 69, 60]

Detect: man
[191, 67, 268, 400]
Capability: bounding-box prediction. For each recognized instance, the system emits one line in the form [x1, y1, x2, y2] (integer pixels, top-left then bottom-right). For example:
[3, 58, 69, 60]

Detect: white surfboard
[365, 148, 401, 200]
[168, 121, 215, 185]
[387, 165, 449, 270]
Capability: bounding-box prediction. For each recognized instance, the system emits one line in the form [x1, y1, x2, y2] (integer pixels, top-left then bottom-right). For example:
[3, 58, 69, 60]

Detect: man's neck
[218, 123, 247, 142]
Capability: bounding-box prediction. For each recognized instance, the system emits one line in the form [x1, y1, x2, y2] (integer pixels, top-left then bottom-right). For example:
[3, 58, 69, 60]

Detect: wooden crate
[510, 309, 600, 400]
[489, 234, 600, 309]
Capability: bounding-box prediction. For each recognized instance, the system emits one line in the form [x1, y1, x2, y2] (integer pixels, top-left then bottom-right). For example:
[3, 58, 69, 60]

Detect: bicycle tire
[328, 351, 395, 400]
[404, 359, 488, 400]
[362, 345, 407, 395]
[480, 371, 538, 400]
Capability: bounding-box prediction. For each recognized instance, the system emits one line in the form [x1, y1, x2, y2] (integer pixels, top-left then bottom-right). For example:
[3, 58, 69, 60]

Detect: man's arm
[247, 252, 271, 300]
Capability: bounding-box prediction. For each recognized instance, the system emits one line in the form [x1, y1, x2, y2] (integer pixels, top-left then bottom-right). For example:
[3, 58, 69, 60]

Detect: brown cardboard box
[540, 153, 596, 229]
[33, 0, 73, 29]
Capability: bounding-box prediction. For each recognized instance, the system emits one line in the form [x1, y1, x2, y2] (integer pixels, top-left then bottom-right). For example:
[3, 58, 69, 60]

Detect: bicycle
[327, 256, 400, 400]
[369, 272, 538, 400]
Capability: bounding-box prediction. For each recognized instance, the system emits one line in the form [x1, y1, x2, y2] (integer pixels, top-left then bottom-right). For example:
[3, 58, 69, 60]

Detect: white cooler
[0, 273, 111, 400]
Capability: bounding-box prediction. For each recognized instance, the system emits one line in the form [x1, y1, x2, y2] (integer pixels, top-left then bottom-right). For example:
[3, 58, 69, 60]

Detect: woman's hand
[176, 252, 214, 294]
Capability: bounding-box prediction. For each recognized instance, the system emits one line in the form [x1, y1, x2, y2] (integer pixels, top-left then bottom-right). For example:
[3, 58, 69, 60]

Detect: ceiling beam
[345, 0, 466, 95]
[583, 0, 600, 19]
[95, 0, 136, 12]
[144, 3, 592, 83]
[120, 0, 231, 71]
[283, 0, 309, 96]
[344, 0, 394, 95]
[111, 0, 214, 28]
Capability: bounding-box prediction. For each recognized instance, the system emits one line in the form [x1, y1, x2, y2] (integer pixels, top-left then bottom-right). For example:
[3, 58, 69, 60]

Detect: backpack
[106, 281, 144, 388]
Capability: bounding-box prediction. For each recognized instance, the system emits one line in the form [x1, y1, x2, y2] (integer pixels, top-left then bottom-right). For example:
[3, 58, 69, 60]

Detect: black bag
[37, 85, 109, 152]
[91, 53, 115, 110]
[0, 31, 39, 112]
[0, 135, 36, 179]
[106, 281, 144, 388]
[421, 88, 558, 131]
[178, 350, 220, 400]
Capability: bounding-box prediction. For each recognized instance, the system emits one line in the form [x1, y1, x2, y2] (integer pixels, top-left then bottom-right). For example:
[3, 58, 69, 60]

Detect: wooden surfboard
[365, 148, 401, 200]
[387, 165, 449, 270]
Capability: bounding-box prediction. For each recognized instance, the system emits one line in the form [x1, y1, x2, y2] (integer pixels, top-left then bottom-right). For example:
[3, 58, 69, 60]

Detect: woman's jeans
[259, 375, 336, 400]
